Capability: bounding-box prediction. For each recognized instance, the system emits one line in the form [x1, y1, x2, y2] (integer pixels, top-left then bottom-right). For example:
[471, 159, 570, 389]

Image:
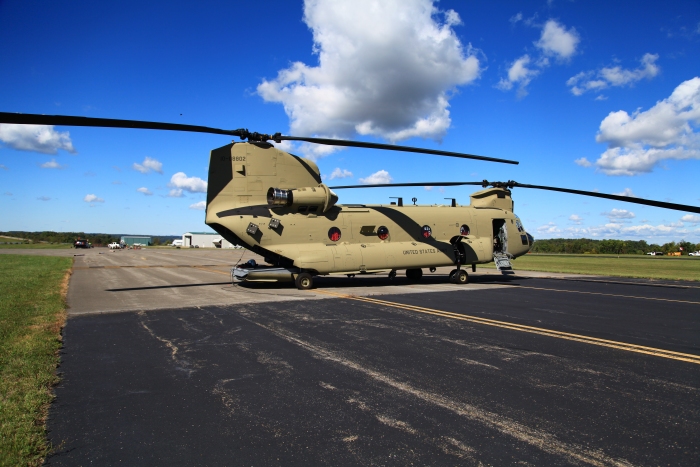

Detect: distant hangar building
[182, 232, 239, 248]
[120, 235, 152, 246]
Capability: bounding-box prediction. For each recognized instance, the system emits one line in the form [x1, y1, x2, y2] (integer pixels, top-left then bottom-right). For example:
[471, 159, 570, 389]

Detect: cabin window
[297, 206, 308, 213]
[421, 225, 432, 239]
[308, 206, 319, 213]
[377, 226, 389, 240]
[460, 224, 470, 236]
[328, 227, 341, 242]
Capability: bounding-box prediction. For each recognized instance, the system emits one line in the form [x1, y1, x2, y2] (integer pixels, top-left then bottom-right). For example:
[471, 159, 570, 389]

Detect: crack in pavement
[238, 313, 634, 467]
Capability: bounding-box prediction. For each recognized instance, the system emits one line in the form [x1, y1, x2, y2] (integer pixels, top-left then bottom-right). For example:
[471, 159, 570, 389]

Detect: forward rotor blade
[282, 136, 518, 164]
[0, 112, 244, 137]
[509, 182, 700, 214]
[330, 182, 484, 189]
[0, 112, 518, 163]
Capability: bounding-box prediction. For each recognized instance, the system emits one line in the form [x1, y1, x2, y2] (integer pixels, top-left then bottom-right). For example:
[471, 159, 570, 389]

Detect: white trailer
[182, 232, 240, 248]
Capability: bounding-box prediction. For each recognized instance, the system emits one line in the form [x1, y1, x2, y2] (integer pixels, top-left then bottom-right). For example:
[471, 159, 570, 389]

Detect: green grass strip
[0, 244, 72, 250]
[0, 255, 72, 466]
[482, 254, 700, 281]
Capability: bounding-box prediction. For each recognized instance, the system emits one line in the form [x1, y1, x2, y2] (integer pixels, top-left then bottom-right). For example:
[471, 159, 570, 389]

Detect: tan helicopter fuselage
[204, 142, 532, 275]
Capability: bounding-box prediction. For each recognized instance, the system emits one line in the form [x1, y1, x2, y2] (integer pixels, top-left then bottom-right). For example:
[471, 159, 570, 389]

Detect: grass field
[0, 243, 72, 249]
[0, 255, 72, 466]
[482, 253, 700, 281]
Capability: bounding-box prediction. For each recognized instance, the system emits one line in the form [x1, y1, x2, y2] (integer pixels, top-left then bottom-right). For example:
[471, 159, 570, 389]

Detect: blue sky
[1, 0, 699, 242]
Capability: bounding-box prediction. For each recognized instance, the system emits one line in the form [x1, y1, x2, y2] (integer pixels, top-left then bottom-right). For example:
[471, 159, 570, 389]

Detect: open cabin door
[492, 219, 514, 274]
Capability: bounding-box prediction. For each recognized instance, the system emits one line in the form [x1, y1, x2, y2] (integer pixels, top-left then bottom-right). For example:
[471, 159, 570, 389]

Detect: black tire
[456, 270, 468, 284]
[295, 272, 314, 290]
[448, 269, 458, 284]
[406, 268, 423, 281]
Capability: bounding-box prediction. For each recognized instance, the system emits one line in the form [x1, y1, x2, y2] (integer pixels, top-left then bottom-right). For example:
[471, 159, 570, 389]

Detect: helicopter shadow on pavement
[233, 272, 526, 291]
[106, 281, 233, 292]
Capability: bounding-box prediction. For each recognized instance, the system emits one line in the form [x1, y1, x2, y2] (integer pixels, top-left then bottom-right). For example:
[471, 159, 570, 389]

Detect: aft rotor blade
[330, 182, 485, 189]
[281, 136, 519, 164]
[332, 179, 700, 214]
[510, 182, 700, 214]
[0, 112, 245, 137]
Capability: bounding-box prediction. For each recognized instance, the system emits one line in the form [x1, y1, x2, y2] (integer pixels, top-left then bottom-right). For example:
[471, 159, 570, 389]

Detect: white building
[182, 232, 240, 248]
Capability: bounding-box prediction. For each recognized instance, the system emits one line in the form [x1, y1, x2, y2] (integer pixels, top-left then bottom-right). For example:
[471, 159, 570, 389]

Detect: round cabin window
[421, 225, 432, 239]
[377, 226, 389, 240]
[328, 227, 341, 242]
[460, 224, 470, 236]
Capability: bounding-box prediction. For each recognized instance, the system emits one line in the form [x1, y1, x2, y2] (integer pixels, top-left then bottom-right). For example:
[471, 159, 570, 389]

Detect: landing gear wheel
[455, 270, 468, 284]
[295, 272, 314, 290]
[448, 269, 458, 283]
[406, 268, 423, 281]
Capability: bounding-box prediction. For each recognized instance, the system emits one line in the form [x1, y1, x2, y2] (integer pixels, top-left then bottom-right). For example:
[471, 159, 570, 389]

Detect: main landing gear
[449, 268, 468, 284]
[406, 268, 423, 281]
[448, 236, 468, 284]
[295, 272, 314, 290]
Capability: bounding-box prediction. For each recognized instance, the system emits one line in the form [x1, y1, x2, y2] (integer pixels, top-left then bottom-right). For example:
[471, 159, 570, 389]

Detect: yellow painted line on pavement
[501, 285, 700, 305]
[192, 266, 231, 276]
[313, 289, 700, 365]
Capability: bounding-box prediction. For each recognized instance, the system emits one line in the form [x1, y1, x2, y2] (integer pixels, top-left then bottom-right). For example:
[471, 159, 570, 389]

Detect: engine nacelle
[267, 184, 339, 213]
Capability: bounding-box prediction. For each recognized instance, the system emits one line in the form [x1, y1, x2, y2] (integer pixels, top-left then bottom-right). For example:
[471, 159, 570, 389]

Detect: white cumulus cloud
[602, 208, 635, 220]
[137, 187, 153, 196]
[497, 19, 577, 96]
[509, 12, 523, 25]
[574, 157, 592, 167]
[537, 222, 562, 234]
[535, 19, 579, 60]
[0, 124, 75, 154]
[257, 0, 481, 153]
[569, 214, 583, 224]
[550, 221, 691, 240]
[84, 194, 104, 203]
[496, 55, 540, 97]
[613, 188, 636, 197]
[681, 214, 700, 223]
[133, 157, 163, 174]
[591, 77, 700, 175]
[359, 170, 393, 185]
[328, 168, 353, 180]
[169, 172, 207, 193]
[568, 54, 660, 96]
[40, 159, 66, 169]
[189, 201, 206, 210]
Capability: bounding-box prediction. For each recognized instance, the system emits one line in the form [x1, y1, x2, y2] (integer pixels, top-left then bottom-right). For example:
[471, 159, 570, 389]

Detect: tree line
[530, 238, 699, 255]
[3, 230, 698, 254]
[0, 231, 179, 247]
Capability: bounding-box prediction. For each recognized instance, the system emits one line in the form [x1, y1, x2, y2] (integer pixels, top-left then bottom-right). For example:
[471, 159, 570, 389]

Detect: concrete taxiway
[10, 247, 607, 314]
[6, 248, 697, 465]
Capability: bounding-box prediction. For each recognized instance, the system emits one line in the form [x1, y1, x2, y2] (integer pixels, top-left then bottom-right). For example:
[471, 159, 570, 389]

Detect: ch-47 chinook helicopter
[2, 112, 699, 289]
